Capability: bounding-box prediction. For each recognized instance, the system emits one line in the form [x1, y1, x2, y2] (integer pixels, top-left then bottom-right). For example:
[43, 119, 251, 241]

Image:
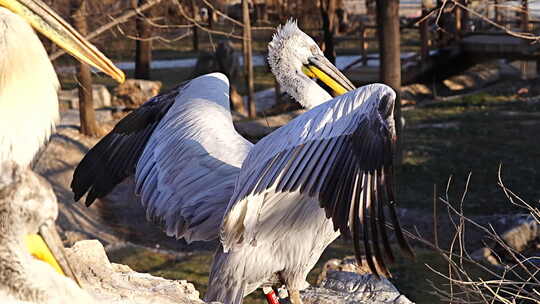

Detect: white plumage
[267, 21, 332, 108]
[0, 7, 59, 168]
[73, 21, 413, 304]
[0, 162, 95, 304]
[0, 0, 124, 168]
[136, 74, 252, 241]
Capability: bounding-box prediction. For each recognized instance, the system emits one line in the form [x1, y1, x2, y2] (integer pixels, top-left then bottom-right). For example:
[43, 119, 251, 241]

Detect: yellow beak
[302, 55, 355, 96]
[0, 0, 125, 83]
[25, 223, 81, 285]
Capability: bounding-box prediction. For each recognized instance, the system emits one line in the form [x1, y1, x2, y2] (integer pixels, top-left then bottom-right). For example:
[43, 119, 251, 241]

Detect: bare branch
[172, 0, 245, 40]
[49, 0, 164, 61]
[426, 170, 540, 303]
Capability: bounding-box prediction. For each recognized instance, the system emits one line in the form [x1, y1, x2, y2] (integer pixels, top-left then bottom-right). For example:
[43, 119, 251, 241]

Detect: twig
[173, 0, 244, 40]
[49, 0, 164, 61]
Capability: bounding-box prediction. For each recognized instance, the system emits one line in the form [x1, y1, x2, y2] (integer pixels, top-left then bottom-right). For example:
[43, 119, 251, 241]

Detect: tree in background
[376, 0, 402, 163]
[191, 0, 199, 51]
[242, 0, 256, 118]
[365, 0, 376, 15]
[71, 0, 101, 137]
[133, 0, 153, 80]
[319, 0, 338, 64]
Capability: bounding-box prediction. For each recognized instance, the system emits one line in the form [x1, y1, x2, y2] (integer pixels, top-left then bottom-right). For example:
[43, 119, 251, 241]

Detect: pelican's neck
[277, 71, 332, 109]
[0, 8, 60, 168]
[0, 196, 43, 302]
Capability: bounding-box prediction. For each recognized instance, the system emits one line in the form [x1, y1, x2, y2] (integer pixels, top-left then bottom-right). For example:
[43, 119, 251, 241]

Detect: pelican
[0, 0, 123, 299]
[0, 161, 97, 303]
[71, 21, 414, 304]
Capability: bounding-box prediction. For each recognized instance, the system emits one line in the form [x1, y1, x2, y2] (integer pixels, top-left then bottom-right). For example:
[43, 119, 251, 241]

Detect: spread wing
[72, 73, 253, 242]
[221, 83, 414, 277]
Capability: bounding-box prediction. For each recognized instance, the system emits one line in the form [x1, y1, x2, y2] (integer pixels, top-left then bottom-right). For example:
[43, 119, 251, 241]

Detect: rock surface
[233, 109, 306, 139]
[113, 79, 162, 109]
[303, 271, 413, 304]
[59, 85, 112, 109]
[65, 240, 204, 304]
[471, 214, 540, 266]
[316, 256, 387, 285]
[64, 240, 414, 304]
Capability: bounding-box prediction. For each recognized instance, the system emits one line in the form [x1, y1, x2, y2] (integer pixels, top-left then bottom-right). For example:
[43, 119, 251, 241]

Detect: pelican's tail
[205, 246, 247, 304]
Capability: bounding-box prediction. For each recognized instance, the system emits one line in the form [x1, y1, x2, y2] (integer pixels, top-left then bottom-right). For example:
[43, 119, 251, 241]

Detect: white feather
[0, 8, 59, 168]
[267, 20, 332, 108]
[134, 73, 253, 242]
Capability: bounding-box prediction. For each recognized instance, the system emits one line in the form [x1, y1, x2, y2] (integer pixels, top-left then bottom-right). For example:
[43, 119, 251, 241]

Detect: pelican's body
[72, 21, 413, 304]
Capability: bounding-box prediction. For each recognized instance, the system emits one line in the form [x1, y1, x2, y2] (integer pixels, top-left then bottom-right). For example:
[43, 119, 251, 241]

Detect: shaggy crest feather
[267, 19, 332, 108]
[267, 19, 303, 67]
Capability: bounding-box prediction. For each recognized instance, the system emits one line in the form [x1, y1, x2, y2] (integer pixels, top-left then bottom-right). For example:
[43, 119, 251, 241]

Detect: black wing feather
[71, 84, 185, 206]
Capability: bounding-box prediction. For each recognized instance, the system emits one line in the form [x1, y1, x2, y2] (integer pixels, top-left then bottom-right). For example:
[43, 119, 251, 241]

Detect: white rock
[65, 240, 204, 304]
[302, 271, 414, 304]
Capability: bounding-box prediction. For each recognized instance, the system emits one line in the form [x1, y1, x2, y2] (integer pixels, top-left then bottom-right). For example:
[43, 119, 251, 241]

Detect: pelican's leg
[288, 288, 303, 304]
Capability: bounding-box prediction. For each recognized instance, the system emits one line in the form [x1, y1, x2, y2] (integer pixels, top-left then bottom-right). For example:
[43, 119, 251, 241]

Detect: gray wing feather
[72, 73, 252, 242]
[135, 73, 252, 242]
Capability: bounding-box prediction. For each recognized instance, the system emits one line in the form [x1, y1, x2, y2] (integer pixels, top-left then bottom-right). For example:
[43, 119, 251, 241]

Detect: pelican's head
[0, 161, 79, 285]
[268, 20, 355, 108]
[0, 0, 124, 83]
[0, 162, 57, 236]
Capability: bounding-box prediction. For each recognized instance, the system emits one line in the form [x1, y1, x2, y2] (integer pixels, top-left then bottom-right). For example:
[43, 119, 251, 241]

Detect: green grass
[398, 93, 540, 215]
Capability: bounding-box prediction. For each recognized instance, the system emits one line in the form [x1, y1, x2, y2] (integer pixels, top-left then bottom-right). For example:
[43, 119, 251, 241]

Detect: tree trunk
[320, 0, 337, 64]
[520, 0, 529, 80]
[420, 1, 429, 63]
[494, 0, 500, 24]
[260, 4, 268, 23]
[462, 0, 469, 32]
[359, 24, 368, 66]
[133, 0, 152, 80]
[71, 0, 101, 137]
[376, 0, 402, 164]
[365, 0, 376, 15]
[521, 0, 529, 31]
[230, 86, 247, 116]
[242, 0, 256, 118]
[455, 1, 462, 37]
[191, 0, 199, 51]
[207, 5, 213, 29]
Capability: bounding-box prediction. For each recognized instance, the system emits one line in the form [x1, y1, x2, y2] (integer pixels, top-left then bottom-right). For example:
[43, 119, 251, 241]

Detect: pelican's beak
[25, 223, 81, 286]
[302, 55, 355, 96]
[0, 0, 125, 83]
